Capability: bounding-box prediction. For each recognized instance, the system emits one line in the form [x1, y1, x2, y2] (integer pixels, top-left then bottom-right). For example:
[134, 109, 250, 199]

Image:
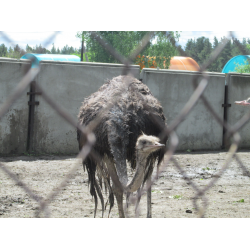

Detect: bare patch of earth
[1, 151, 250, 218]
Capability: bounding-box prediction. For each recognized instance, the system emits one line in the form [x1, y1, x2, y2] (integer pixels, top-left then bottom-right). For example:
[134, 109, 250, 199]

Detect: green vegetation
[0, 42, 80, 59]
[169, 195, 182, 199]
[184, 37, 250, 72]
[237, 199, 245, 203]
[0, 31, 180, 68]
[234, 60, 250, 73]
[22, 151, 36, 156]
[234, 45, 250, 73]
[1, 32, 250, 73]
[173, 195, 182, 199]
[77, 31, 180, 68]
[202, 167, 211, 170]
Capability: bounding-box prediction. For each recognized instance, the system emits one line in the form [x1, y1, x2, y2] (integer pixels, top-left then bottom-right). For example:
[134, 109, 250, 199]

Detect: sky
[1, 31, 250, 53]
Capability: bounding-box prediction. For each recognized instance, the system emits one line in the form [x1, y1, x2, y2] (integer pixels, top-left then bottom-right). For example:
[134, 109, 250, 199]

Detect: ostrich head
[235, 98, 250, 106]
[126, 134, 165, 193]
[136, 134, 165, 154]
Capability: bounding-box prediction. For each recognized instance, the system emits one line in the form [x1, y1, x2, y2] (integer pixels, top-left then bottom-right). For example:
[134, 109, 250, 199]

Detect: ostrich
[77, 75, 167, 218]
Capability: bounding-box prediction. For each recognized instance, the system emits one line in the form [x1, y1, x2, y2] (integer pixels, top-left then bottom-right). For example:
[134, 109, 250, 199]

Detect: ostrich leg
[134, 177, 152, 218]
[146, 168, 154, 218]
[113, 186, 125, 218]
[105, 155, 127, 218]
[147, 178, 152, 218]
[107, 126, 128, 218]
[112, 154, 127, 218]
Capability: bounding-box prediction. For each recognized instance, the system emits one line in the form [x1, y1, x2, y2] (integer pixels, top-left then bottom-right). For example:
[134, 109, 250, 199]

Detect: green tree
[51, 43, 57, 54]
[26, 44, 33, 53]
[197, 37, 212, 64]
[32, 44, 50, 54]
[235, 59, 250, 73]
[185, 39, 198, 63]
[185, 36, 212, 67]
[7, 44, 26, 59]
[61, 45, 76, 54]
[76, 31, 90, 61]
[8, 46, 13, 54]
[234, 44, 250, 73]
[0, 43, 8, 57]
[208, 37, 220, 72]
[217, 37, 232, 71]
[144, 31, 179, 68]
[79, 31, 179, 68]
[25, 44, 51, 54]
[231, 38, 245, 57]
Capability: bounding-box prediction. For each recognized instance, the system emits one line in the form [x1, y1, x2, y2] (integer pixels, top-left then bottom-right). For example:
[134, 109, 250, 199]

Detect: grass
[152, 189, 163, 194]
[202, 167, 211, 171]
[233, 199, 245, 203]
[237, 199, 245, 203]
[173, 195, 182, 199]
[169, 195, 182, 199]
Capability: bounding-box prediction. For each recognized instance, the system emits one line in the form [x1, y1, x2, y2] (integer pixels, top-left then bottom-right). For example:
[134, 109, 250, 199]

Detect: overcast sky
[1, 31, 250, 52]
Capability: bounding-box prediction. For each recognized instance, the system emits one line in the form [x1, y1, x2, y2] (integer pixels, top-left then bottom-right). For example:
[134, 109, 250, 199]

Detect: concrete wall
[3, 59, 250, 154]
[140, 69, 226, 151]
[227, 73, 250, 148]
[0, 58, 31, 154]
[32, 61, 140, 154]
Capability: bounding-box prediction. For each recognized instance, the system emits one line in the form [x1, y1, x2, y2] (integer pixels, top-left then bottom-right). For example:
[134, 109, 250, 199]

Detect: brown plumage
[77, 75, 167, 217]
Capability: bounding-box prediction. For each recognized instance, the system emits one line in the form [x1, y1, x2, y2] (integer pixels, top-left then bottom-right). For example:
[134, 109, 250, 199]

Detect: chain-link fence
[1, 31, 250, 218]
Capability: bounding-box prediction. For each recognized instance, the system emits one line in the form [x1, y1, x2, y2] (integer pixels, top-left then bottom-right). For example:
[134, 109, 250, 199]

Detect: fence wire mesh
[0, 31, 250, 218]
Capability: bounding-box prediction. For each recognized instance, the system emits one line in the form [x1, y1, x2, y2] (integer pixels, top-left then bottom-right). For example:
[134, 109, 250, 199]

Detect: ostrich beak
[234, 100, 250, 106]
[153, 142, 165, 147]
[146, 142, 165, 149]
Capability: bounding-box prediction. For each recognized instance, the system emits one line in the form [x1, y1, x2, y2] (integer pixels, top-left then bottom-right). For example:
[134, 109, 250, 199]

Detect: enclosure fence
[1, 31, 250, 218]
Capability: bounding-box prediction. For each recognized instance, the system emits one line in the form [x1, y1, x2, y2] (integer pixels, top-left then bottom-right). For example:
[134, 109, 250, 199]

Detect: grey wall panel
[33, 62, 140, 154]
[227, 73, 250, 148]
[141, 69, 225, 151]
[0, 61, 30, 154]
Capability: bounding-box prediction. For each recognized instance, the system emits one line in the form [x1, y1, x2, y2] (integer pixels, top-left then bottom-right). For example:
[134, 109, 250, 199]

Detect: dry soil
[1, 151, 250, 218]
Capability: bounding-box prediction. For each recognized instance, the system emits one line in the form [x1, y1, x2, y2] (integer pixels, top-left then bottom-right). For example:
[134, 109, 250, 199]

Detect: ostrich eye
[141, 140, 147, 145]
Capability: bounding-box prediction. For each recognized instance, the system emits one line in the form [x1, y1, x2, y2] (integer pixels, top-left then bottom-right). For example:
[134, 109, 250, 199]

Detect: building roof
[169, 56, 200, 71]
[20, 53, 80, 68]
[222, 55, 250, 73]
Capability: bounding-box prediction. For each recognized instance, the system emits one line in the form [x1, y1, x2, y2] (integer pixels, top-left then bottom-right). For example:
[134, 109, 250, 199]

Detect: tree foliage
[234, 59, 250, 73]
[78, 31, 180, 68]
[61, 45, 76, 55]
[209, 37, 220, 72]
[234, 44, 250, 73]
[184, 36, 250, 72]
[0, 43, 8, 57]
[2, 32, 250, 73]
[0, 43, 80, 59]
[6, 44, 26, 59]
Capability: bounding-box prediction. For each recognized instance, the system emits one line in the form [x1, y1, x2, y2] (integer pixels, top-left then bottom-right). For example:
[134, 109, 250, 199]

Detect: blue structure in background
[222, 55, 250, 73]
[21, 53, 80, 68]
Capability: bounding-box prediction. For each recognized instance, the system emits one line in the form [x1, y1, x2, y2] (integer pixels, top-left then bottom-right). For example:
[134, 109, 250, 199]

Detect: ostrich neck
[125, 150, 149, 193]
[136, 151, 149, 170]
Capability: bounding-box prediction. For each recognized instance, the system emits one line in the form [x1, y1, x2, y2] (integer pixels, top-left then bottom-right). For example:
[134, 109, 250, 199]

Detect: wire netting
[0, 31, 249, 218]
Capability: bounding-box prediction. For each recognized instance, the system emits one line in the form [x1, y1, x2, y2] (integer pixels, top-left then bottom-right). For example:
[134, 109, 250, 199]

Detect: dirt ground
[1, 150, 250, 218]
